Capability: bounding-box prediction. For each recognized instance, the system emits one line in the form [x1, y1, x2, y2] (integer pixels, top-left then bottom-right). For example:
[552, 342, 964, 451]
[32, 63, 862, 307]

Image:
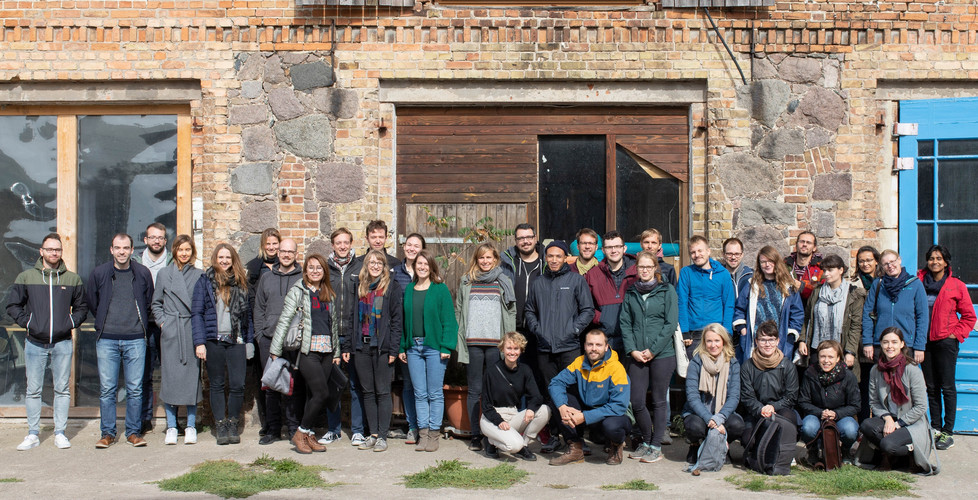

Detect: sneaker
[259, 434, 279, 445]
[358, 435, 378, 450]
[581, 442, 591, 456]
[468, 436, 484, 451]
[629, 442, 652, 459]
[164, 428, 178, 445]
[54, 433, 71, 449]
[514, 447, 536, 461]
[406, 428, 419, 445]
[127, 434, 148, 447]
[373, 438, 388, 452]
[388, 428, 407, 440]
[95, 435, 116, 449]
[640, 446, 663, 463]
[318, 431, 340, 445]
[184, 427, 197, 445]
[485, 443, 500, 459]
[351, 433, 366, 447]
[17, 434, 40, 451]
[541, 436, 562, 454]
[936, 432, 954, 451]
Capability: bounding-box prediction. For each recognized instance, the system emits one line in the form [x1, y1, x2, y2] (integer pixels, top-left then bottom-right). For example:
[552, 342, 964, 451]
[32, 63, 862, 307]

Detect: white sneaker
[319, 431, 340, 445]
[17, 434, 40, 451]
[164, 428, 178, 445]
[54, 433, 71, 449]
[351, 432, 366, 446]
[184, 427, 197, 445]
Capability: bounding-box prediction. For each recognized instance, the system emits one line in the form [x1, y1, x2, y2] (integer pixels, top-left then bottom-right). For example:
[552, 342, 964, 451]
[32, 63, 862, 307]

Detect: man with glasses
[7, 233, 88, 450]
[87, 233, 155, 448]
[501, 223, 546, 331]
[584, 230, 637, 359]
[640, 228, 676, 286]
[784, 231, 823, 302]
[570, 228, 600, 275]
[721, 237, 753, 298]
[132, 222, 172, 434]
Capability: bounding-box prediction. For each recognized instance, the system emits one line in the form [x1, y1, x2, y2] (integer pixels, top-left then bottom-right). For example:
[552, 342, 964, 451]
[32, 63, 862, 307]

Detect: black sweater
[481, 359, 545, 426]
[797, 365, 860, 420]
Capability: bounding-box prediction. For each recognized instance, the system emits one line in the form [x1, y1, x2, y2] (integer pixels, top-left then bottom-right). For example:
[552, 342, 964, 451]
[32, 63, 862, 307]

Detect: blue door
[899, 98, 978, 433]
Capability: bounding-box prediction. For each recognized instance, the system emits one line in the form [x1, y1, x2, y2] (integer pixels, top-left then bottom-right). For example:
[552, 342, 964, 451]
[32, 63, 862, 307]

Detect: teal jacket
[401, 281, 459, 354]
[619, 282, 678, 359]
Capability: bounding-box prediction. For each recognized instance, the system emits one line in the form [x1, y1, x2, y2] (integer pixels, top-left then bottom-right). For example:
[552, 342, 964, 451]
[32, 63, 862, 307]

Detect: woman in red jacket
[918, 244, 976, 451]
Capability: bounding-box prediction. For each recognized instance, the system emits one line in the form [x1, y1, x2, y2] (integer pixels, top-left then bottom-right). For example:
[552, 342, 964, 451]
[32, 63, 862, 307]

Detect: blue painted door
[899, 98, 978, 434]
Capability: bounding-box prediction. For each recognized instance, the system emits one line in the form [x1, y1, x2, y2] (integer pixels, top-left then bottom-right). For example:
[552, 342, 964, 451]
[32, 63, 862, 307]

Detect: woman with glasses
[739, 320, 799, 444]
[862, 250, 929, 365]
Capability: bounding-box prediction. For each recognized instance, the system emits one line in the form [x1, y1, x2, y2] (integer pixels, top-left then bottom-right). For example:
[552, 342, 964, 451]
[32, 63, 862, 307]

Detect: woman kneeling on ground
[683, 323, 744, 467]
[739, 320, 799, 445]
[798, 340, 860, 466]
[857, 327, 939, 474]
[479, 331, 550, 461]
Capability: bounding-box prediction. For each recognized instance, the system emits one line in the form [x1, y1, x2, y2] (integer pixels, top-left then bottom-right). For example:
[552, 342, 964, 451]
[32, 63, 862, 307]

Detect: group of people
[6, 220, 975, 476]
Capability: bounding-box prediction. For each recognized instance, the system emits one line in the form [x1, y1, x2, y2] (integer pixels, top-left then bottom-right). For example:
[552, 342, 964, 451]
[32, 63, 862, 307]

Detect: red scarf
[877, 354, 909, 406]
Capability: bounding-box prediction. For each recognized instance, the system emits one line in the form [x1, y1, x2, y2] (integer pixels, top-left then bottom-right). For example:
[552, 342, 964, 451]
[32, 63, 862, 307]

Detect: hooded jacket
[727, 263, 753, 299]
[732, 279, 805, 363]
[861, 273, 929, 352]
[619, 281, 678, 358]
[253, 263, 303, 339]
[677, 258, 736, 334]
[916, 268, 976, 343]
[584, 255, 638, 338]
[6, 258, 88, 345]
[784, 252, 824, 301]
[500, 242, 545, 328]
[802, 282, 865, 358]
[549, 349, 630, 424]
[327, 253, 363, 340]
[191, 273, 254, 346]
[524, 263, 595, 354]
[86, 260, 154, 339]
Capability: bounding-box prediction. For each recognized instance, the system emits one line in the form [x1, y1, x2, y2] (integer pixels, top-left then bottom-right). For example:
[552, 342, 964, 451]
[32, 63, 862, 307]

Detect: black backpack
[744, 413, 797, 476]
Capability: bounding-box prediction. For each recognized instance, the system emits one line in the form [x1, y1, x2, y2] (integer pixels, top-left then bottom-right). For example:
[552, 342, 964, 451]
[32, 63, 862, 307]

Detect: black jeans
[354, 347, 393, 438]
[297, 351, 334, 431]
[923, 337, 959, 434]
[537, 349, 581, 427]
[684, 330, 702, 360]
[628, 355, 676, 446]
[860, 417, 913, 456]
[557, 392, 632, 444]
[258, 335, 304, 435]
[205, 340, 246, 421]
[466, 345, 500, 438]
[684, 412, 745, 443]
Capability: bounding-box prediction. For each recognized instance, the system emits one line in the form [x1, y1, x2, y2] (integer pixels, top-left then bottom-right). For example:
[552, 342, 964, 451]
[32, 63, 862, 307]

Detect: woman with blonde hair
[733, 245, 804, 363]
[455, 243, 517, 451]
[682, 323, 743, 466]
[191, 242, 253, 445]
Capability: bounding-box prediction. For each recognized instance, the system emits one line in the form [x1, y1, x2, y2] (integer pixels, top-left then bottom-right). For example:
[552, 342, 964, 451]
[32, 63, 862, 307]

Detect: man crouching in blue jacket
[548, 329, 631, 466]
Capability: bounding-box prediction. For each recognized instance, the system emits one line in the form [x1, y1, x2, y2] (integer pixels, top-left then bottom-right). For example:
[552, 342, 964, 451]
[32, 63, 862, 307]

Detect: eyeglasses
[724, 252, 743, 257]
[882, 260, 900, 268]
[757, 338, 778, 345]
[41, 247, 63, 253]
[578, 241, 596, 247]
[636, 265, 656, 270]
[145, 236, 166, 242]
[515, 235, 535, 242]
[367, 261, 385, 268]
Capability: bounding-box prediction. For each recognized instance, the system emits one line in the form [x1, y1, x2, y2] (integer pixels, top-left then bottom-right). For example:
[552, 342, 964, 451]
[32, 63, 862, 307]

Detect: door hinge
[893, 122, 919, 136]
[893, 157, 915, 171]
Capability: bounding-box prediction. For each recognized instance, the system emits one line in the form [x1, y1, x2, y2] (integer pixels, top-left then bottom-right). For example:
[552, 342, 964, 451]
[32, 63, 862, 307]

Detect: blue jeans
[141, 325, 160, 423]
[24, 339, 73, 435]
[406, 340, 447, 430]
[97, 338, 146, 438]
[164, 403, 197, 429]
[800, 414, 859, 448]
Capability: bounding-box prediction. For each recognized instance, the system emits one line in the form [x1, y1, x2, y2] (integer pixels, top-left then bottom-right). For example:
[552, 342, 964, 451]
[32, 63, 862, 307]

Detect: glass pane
[616, 145, 681, 245]
[917, 140, 934, 157]
[75, 115, 178, 406]
[538, 136, 606, 242]
[936, 159, 978, 220]
[937, 224, 978, 289]
[917, 224, 933, 272]
[0, 116, 58, 407]
[917, 160, 933, 220]
[938, 138, 978, 156]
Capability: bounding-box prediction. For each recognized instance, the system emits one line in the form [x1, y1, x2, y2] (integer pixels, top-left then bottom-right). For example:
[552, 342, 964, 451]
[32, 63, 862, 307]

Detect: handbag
[260, 356, 294, 395]
[283, 306, 303, 351]
[674, 325, 690, 378]
[325, 363, 350, 412]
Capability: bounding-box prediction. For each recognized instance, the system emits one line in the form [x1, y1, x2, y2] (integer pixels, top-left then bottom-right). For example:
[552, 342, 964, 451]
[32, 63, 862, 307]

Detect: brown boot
[306, 432, 326, 453]
[606, 441, 624, 465]
[549, 440, 585, 466]
[415, 428, 428, 452]
[425, 428, 440, 452]
[292, 430, 312, 454]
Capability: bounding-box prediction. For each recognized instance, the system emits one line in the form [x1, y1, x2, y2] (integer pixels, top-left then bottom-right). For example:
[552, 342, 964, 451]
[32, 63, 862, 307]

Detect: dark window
[538, 136, 606, 242]
[936, 159, 978, 220]
[917, 159, 933, 220]
[616, 146, 680, 244]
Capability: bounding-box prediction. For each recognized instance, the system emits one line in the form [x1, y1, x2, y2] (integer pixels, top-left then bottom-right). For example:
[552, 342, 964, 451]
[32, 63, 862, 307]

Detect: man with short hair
[548, 329, 631, 466]
[501, 223, 546, 330]
[364, 219, 402, 270]
[132, 222, 172, 434]
[7, 233, 88, 450]
[569, 228, 600, 275]
[87, 233, 155, 448]
[584, 230, 637, 357]
[722, 237, 753, 298]
[254, 238, 303, 444]
[639, 228, 677, 285]
[784, 231, 823, 301]
[677, 235, 735, 358]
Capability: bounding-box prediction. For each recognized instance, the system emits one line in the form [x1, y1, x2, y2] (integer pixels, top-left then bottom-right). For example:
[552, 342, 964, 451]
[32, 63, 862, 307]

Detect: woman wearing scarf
[455, 243, 517, 452]
[857, 327, 939, 474]
[620, 251, 678, 464]
[800, 254, 866, 373]
[343, 249, 403, 453]
[191, 242, 253, 445]
[733, 246, 804, 363]
[918, 245, 976, 451]
[399, 249, 458, 452]
[861, 250, 929, 365]
[739, 320, 799, 444]
[798, 340, 860, 466]
[151, 235, 204, 445]
[682, 323, 743, 467]
[852, 245, 882, 420]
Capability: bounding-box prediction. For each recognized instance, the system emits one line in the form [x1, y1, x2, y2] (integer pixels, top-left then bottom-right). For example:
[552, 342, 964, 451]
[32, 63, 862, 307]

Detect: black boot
[686, 442, 700, 465]
[228, 417, 241, 444]
[216, 420, 230, 446]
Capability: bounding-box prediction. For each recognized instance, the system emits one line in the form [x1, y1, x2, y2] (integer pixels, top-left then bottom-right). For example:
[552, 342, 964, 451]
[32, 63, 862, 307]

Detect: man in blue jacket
[86, 233, 154, 449]
[548, 329, 631, 466]
[677, 235, 735, 359]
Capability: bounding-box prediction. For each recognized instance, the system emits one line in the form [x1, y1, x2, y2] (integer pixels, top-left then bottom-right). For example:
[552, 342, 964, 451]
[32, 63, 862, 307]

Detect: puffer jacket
[549, 349, 630, 424]
[797, 363, 860, 420]
[270, 281, 340, 357]
[190, 274, 254, 346]
[739, 355, 799, 418]
[524, 263, 594, 354]
[917, 268, 976, 343]
[683, 354, 742, 423]
[6, 258, 88, 345]
[584, 255, 637, 338]
[253, 263, 302, 339]
[619, 281, 678, 359]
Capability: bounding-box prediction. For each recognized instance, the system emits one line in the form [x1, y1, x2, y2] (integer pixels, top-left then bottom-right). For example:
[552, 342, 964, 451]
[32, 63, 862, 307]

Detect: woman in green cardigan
[399, 249, 458, 452]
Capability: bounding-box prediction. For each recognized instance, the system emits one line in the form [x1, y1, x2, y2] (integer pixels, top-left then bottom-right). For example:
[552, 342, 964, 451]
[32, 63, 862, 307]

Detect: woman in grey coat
[151, 235, 204, 445]
[858, 327, 939, 474]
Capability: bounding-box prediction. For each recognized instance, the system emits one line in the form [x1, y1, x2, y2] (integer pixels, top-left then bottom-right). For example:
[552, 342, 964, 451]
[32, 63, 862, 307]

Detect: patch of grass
[546, 483, 570, 489]
[402, 459, 528, 490]
[726, 465, 916, 498]
[156, 455, 335, 498]
[601, 479, 659, 491]
[0, 478, 23, 483]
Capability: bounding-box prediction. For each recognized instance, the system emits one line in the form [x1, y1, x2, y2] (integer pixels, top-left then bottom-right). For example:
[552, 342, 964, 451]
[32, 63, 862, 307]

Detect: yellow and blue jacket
[549, 349, 630, 424]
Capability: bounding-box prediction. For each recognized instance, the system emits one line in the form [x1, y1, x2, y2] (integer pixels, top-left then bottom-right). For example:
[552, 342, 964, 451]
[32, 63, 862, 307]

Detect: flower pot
[442, 384, 471, 436]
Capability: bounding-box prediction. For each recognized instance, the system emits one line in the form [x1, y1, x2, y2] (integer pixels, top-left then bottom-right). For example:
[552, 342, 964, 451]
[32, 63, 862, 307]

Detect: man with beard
[132, 222, 172, 435]
[784, 231, 823, 302]
[569, 228, 600, 275]
[677, 235, 735, 358]
[722, 237, 753, 299]
[501, 223, 545, 330]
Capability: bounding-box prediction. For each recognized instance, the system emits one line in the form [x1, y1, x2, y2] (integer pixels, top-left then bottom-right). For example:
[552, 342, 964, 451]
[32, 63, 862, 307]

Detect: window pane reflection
[937, 159, 978, 220]
[538, 135, 606, 242]
[616, 146, 680, 245]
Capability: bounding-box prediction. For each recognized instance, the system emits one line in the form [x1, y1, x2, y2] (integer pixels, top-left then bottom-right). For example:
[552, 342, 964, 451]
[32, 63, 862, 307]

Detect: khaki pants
[479, 405, 551, 453]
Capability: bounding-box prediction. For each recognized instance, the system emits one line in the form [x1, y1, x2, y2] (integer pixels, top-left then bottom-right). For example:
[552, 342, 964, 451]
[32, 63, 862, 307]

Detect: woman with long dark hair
[733, 245, 804, 363]
[191, 243, 253, 445]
